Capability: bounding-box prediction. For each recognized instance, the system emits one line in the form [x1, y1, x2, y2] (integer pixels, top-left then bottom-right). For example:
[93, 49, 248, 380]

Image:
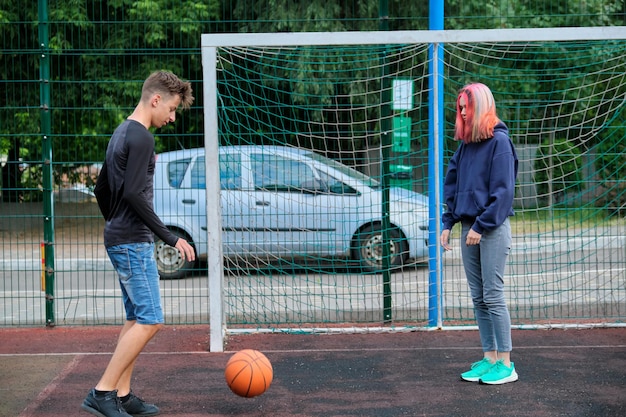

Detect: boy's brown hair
[141, 70, 194, 110]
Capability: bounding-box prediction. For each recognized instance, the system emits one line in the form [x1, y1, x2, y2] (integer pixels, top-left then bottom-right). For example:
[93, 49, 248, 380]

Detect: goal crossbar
[202, 26, 626, 47]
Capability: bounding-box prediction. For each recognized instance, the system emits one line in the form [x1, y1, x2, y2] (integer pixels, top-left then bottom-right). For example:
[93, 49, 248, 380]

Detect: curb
[0, 258, 114, 272]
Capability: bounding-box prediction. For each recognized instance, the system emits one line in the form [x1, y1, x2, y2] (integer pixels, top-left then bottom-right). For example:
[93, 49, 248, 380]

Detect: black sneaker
[121, 392, 160, 416]
[81, 389, 132, 417]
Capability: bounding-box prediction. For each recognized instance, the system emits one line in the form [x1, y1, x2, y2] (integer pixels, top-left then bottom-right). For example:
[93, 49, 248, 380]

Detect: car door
[309, 168, 366, 255]
[214, 150, 261, 255]
[182, 151, 261, 257]
[173, 154, 208, 255]
[248, 151, 330, 256]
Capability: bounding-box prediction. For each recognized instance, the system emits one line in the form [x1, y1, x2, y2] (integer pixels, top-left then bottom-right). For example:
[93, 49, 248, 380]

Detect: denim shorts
[106, 242, 164, 325]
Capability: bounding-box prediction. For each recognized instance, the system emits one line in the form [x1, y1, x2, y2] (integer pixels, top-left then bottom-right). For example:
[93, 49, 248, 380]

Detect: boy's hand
[175, 238, 196, 261]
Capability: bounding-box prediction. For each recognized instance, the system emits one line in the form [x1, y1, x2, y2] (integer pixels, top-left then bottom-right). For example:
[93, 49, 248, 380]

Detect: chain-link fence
[1, 1, 624, 328]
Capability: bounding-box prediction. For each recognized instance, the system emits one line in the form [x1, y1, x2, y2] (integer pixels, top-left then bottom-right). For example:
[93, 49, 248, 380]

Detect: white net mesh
[202, 31, 626, 335]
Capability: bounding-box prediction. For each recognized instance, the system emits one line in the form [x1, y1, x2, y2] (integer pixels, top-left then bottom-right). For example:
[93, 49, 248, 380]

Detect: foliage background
[0, 0, 625, 206]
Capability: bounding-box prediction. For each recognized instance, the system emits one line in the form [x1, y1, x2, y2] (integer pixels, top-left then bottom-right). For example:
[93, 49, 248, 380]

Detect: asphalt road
[1, 231, 624, 325]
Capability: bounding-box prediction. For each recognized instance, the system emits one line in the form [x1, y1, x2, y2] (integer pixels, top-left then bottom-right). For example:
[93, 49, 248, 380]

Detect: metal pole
[379, 0, 392, 323]
[203, 46, 226, 352]
[38, 0, 55, 327]
[428, 0, 444, 327]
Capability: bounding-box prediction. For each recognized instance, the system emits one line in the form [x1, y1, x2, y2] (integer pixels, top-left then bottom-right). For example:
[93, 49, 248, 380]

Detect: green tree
[446, 0, 621, 29]
[228, 0, 430, 163]
[0, 0, 219, 201]
[1, 0, 625, 200]
[0, 2, 40, 201]
[444, 0, 625, 144]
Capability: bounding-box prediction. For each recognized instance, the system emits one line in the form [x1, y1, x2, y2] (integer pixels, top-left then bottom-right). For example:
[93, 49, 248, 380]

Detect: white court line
[0, 265, 622, 298]
[508, 267, 625, 279]
[3, 343, 626, 358]
[246, 345, 626, 354]
[2, 265, 621, 293]
[17, 354, 83, 417]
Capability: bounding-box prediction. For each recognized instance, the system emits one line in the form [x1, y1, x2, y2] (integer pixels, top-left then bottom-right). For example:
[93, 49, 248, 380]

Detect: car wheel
[352, 224, 408, 273]
[154, 230, 196, 279]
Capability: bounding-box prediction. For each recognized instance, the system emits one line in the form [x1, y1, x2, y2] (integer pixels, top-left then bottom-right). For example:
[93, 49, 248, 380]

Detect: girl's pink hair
[454, 83, 500, 143]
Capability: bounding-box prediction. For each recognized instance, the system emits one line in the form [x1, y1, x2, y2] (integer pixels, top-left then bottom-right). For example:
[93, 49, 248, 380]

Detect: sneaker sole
[479, 371, 519, 385]
[460, 375, 480, 382]
[81, 403, 108, 417]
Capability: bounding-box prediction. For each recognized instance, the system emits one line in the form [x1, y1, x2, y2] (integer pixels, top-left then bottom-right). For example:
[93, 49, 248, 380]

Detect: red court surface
[1, 325, 625, 417]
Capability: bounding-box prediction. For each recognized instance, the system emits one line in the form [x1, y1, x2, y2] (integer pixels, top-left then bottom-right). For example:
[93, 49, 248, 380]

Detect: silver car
[153, 145, 429, 278]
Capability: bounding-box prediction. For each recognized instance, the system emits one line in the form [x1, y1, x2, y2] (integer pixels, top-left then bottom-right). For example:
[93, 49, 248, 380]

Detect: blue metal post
[428, 0, 444, 327]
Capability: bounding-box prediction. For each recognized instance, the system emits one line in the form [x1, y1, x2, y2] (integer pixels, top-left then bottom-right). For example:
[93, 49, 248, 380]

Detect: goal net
[201, 28, 626, 350]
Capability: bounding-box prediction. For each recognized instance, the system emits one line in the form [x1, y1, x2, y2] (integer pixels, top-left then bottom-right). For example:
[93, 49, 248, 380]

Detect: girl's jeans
[460, 218, 512, 353]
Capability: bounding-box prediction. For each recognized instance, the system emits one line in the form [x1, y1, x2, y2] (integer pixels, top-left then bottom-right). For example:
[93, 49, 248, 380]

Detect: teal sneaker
[479, 360, 519, 385]
[460, 358, 495, 382]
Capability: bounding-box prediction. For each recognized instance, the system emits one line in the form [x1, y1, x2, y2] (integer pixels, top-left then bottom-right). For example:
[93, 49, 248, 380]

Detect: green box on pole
[390, 164, 413, 190]
[392, 116, 411, 153]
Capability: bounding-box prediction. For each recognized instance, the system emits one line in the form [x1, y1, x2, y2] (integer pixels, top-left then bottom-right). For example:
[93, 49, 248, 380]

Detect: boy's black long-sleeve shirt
[94, 119, 178, 248]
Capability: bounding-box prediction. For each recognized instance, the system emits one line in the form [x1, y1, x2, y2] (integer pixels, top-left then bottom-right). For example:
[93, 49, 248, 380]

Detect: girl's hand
[440, 229, 452, 251]
[466, 229, 482, 246]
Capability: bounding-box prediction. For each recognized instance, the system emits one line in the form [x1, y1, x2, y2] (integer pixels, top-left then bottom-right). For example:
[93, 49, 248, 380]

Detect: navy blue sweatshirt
[442, 122, 518, 234]
[94, 120, 178, 248]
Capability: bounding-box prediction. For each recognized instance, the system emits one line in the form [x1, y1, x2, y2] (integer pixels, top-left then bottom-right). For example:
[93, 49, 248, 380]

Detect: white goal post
[201, 26, 626, 352]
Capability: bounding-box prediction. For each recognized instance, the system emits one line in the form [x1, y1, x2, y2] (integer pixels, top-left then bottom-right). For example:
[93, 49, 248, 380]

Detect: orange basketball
[224, 349, 273, 397]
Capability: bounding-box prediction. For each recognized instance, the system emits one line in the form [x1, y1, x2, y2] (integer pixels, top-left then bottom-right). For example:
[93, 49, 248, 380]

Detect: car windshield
[305, 152, 380, 188]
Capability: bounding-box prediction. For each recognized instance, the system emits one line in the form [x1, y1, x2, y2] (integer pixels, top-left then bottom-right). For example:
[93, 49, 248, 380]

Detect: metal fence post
[38, 0, 55, 327]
